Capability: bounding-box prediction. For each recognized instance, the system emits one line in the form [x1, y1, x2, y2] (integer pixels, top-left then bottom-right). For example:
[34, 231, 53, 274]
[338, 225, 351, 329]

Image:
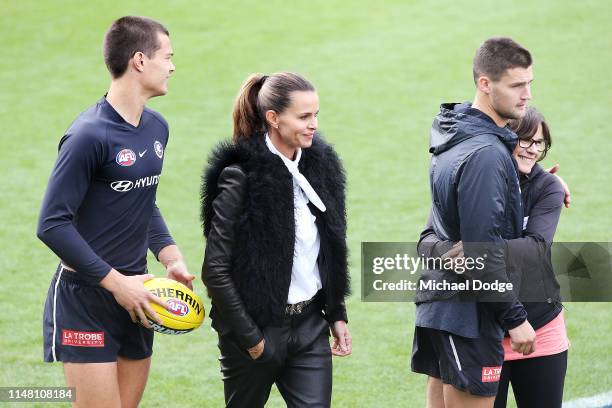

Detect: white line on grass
[563, 391, 612, 408]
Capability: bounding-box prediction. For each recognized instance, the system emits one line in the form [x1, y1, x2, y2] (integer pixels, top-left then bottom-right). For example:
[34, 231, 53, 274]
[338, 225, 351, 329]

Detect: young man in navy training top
[37, 16, 194, 408]
[411, 37, 538, 408]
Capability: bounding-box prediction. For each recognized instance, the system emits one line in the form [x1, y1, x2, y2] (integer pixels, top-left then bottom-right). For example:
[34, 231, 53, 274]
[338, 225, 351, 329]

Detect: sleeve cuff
[236, 328, 264, 350]
[325, 304, 348, 324]
[82, 261, 113, 286]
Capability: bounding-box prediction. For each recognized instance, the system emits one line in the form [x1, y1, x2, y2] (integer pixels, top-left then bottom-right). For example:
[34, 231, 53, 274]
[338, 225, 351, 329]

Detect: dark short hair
[509, 106, 552, 161]
[103, 16, 169, 78]
[473, 37, 532, 84]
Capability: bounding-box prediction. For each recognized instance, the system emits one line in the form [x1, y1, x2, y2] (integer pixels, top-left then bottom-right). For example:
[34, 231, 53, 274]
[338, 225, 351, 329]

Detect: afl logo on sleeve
[116, 149, 136, 166]
[154, 141, 164, 158]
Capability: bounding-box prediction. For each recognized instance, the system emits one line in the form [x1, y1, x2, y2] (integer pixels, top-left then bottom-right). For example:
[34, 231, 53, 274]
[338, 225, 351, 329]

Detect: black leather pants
[218, 309, 332, 408]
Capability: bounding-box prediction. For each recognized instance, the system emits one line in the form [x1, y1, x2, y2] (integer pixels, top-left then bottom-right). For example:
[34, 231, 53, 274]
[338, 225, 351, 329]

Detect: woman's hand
[248, 339, 265, 360]
[546, 164, 571, 208]
[330, 321, 352, 357]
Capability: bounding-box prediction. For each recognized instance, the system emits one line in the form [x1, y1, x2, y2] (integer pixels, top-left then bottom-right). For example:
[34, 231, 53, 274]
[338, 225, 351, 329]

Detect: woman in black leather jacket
[201, 72, 351, 407]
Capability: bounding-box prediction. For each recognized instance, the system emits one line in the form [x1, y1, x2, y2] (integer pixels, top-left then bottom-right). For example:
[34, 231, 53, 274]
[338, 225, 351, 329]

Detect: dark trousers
[494, 350, 568, 408]
[217, 309, 332, 408]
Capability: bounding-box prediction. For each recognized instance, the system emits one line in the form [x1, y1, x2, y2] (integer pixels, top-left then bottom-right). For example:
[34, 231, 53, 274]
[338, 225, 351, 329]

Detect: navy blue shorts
[43, 265, 153, 363]
[411, 326, 504, 397]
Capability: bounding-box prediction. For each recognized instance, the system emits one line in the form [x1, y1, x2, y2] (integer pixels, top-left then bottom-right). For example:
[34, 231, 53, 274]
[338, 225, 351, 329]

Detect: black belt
[284, 291, 323, 317]
[285, 297, 315, 316]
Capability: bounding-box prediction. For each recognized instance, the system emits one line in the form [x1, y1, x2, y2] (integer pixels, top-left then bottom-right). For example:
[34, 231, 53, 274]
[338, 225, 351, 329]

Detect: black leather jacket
[201, 134, 350, 349]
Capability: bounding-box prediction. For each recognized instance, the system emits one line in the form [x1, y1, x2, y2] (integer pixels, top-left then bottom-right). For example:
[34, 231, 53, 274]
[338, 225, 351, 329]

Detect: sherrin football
[143, 278, 205, 335]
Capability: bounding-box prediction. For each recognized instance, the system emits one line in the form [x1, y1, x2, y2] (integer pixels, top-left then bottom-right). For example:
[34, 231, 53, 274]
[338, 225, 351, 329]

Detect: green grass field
[1, 1, 610, 407]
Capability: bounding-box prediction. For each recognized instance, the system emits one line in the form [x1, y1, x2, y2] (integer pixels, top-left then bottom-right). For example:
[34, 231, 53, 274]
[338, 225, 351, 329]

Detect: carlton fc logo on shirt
[154, 141, 164, 159]
[116, 149, 136, 166]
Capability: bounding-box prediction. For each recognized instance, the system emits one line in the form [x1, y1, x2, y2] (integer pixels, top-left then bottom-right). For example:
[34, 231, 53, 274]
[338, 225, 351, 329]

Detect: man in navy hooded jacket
[412, 38, 537, 407]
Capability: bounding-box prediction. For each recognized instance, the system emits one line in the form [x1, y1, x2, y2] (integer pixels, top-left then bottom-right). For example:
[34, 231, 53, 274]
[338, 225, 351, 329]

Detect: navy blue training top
[37, 96, 175, 285]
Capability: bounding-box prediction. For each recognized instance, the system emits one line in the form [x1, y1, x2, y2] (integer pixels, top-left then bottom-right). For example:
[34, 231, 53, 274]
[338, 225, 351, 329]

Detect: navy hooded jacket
[415, 102, 527, 337]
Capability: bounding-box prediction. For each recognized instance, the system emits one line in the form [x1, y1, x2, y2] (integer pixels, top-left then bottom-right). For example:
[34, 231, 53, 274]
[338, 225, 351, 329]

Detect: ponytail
[232, 72, 316, 142]
[232, 74, 267, 142]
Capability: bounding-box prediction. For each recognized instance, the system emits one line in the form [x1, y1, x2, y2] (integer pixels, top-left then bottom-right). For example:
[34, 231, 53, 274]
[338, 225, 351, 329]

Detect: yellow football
[143, 278, 205, 335]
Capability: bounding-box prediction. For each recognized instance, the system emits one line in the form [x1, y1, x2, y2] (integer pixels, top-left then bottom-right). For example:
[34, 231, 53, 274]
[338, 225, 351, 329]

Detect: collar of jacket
[520, 162, 543, 181]
[200, 132, 342, 235]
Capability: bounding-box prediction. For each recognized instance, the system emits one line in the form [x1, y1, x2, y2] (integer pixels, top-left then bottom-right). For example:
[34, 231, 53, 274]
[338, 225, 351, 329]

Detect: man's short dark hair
[103, 16, 169, 78]
[473, 37, 532, 84]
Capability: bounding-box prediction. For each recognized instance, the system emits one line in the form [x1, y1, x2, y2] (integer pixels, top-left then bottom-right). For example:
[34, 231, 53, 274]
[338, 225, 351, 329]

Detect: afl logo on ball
[154, 141, 164, 159]
[116, 149, 136, 166]
[166, 299, 189, 316]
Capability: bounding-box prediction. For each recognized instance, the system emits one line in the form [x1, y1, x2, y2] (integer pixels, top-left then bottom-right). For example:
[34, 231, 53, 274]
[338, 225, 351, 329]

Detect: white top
[265, 134, 323, 304]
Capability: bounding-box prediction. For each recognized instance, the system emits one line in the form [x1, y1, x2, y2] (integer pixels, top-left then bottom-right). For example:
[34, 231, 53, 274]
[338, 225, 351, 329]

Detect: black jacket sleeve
[202, 165, 263, 350]
[318, 142, 350, 324]
[325, 300, 348, 324]
[523, 176, 565, 242]
[456, 146, 527, 331]
[505, 175, 564, 298]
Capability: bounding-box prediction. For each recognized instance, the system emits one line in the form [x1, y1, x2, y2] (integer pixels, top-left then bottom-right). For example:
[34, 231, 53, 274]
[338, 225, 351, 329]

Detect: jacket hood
[429, 102, 518, 155]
